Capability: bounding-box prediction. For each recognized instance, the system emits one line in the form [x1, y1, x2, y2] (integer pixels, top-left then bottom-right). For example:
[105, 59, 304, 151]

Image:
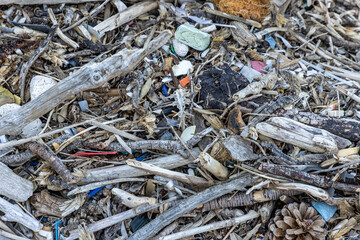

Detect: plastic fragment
[265, 34, 276, 49]
[88, 186, 105, 198]
[179, 76, 190, 87]
[172, 60, 194, 76]
[311, 201, 338, 222]
[175, 24, 211, 51]
[239, 66, 261, 82]
[251, 60, 266, 73]
[78, 100, 89, 112]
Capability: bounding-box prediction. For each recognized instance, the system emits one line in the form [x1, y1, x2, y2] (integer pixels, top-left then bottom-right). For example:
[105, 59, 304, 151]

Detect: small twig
[220, 94, 262, 119]
[24, 142, 74, 182]
[62, 0, 111, 32]
[261, 163, 360, 192]
[19, 24, 57, 100]
[127, 159, 211, 187]
[0, 117, 103, 150]
[313, 158, 360, 174]
[48, 8, 79, 49]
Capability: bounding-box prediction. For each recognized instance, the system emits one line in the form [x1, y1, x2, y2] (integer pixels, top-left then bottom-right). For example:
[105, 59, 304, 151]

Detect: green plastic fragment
[175, 24, 211, 51]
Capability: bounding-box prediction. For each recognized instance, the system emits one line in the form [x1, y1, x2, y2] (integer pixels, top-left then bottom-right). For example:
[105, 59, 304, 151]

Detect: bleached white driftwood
[256, 117, 351, 154]
[0, 162, 33, 201]
[126, 159, 209, 186]
[112, 188, 157, 208]
[93, 1, 159, 35]
[0, 197, 42, 232]
[78, 148, 200, 183]
[196, 152, 229, 180]
[0, 30, 171, 136]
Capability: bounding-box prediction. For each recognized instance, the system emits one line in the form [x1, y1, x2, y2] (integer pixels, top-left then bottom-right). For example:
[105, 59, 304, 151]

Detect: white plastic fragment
[172, 39, 189, 57]
[172, 60, 194, 76]
[30, 75, 57, 100]
[0, 103, 42, 137]
[239, 66, 262, 83]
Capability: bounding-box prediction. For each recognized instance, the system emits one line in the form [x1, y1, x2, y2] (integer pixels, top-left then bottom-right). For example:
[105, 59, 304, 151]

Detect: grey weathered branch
[0, 30, 171, 136]
[128, 173, 257, 240]
[0, 197, 42, 232]
[0, 162, 33, 201]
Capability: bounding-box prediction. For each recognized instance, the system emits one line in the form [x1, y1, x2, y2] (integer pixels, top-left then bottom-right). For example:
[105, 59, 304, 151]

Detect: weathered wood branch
[202, 189, 300, 211]
[256, 117, 351, 154]
[0, 197, 42, 232]
[78, 148, 201, 183]
[24, 141, 74, 182]
[0, 162, 33, 201]
[282, 111, 360, 142]
[261, 163, 360, 192]
[0, 30, 171, 136]
[127, 173, 258, 240]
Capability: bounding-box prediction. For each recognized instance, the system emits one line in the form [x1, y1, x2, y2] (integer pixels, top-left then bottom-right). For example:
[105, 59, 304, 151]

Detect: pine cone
[268, 202, 327, 240]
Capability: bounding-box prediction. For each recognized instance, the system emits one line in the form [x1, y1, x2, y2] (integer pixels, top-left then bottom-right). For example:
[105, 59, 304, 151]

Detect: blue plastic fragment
[88, 186, 105, 198]
[265, 34, 276, 49]
[311, 201, 338, 222]
[30, 161, 39, 166]
[136, 153, 148, 161]
[162, 85, 170, 97]
[55, 220, 62, 240]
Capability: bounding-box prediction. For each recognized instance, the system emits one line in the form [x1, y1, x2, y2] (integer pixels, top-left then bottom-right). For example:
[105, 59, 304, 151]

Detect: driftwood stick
[64, 198, 176, 240]
[261, 163, 360, 192]
[0, 162, 33, 201]
[201, 189, 300, 211]
[24, 142, 74, 182]
[0, 30, 171, 136]
[93, 1, 158, 35]
[78, 148, 201, 183]
[62, 0, 111, 32]
[0, 197, 42, 232]
[126, 159, 210, 187]
[160, 210, 259, 240]
[19, 24, 57, 100]
[127, 173, 257, 240]
[283, 111, 360, 142]
[269, 182, 341, 205]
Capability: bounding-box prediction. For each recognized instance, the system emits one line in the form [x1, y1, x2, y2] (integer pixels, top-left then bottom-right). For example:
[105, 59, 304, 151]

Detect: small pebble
[172, 39, 189, 57]
[30, 75, 57, 100]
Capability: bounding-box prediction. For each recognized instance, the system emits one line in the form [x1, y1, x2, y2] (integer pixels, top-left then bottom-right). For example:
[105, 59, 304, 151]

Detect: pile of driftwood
[1, 0, 360, 239]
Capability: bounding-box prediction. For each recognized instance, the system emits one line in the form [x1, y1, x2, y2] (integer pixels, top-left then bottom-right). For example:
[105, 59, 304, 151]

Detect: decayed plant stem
[201, 189, 300, 211]
[24, 142, 74, 182]
[261, 163, 360, 192]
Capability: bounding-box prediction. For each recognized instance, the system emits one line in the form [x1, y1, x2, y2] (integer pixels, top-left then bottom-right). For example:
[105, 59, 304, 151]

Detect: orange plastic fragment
[179, 76, 191, 87]
[212, 0, 270, 22]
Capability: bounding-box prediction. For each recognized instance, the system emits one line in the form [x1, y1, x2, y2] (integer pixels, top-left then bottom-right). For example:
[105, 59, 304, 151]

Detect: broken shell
[172, 39, 189, 57]
[135, 34, 148, 48]
[30, 75, 57, 100]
